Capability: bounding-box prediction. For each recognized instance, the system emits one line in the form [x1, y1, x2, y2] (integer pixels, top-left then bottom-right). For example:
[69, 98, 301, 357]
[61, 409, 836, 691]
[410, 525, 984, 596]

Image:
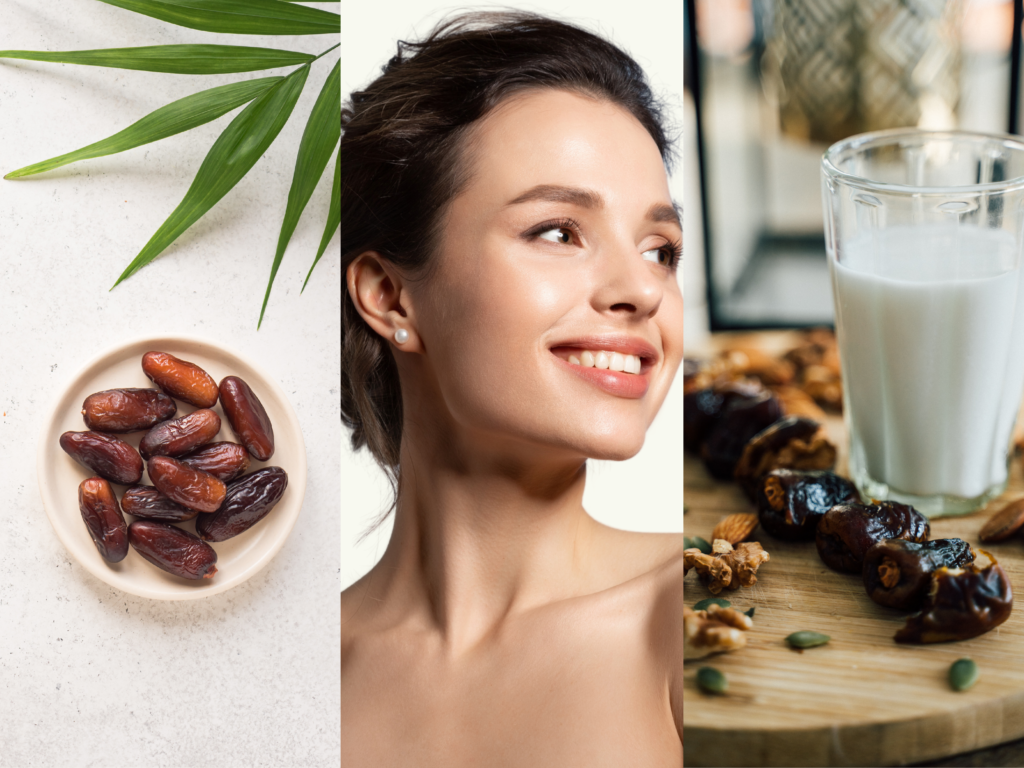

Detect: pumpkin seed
[948, 658, 979, 692]
[684, 536, 712, 554]
[785, 631, 831, 649]
[744, 607, 756, 618]
[696, 666, 728, 695]
[693, 598, 731, 611]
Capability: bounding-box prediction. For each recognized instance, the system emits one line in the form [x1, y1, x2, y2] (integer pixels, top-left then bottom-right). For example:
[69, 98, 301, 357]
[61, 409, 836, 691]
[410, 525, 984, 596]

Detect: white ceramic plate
[37, 336, 307, 600]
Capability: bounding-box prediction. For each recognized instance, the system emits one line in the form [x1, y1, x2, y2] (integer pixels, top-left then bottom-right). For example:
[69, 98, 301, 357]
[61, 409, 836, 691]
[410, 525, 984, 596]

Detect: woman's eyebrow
[506, 184, 603, 209]
[647, 202, 681, 228]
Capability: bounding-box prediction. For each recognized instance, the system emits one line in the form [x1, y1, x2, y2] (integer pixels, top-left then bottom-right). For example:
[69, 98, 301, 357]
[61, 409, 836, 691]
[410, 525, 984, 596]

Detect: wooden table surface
[684, 332, 1024, 768]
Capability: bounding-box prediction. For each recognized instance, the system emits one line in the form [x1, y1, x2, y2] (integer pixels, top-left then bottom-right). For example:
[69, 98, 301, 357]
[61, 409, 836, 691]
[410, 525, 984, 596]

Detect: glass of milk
[822, 129, 1024, 516]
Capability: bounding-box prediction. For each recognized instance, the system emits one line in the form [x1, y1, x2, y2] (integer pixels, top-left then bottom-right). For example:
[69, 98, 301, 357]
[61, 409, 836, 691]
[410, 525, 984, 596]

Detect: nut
[683, 604, 752, 660]
[978, 498, 1024, 543]
[712, 513, 759, 545]
[685, 540, 770, 594]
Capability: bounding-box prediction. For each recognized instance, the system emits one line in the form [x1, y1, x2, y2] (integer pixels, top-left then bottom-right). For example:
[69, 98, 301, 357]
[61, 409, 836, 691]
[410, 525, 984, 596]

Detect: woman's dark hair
[341, 11, 674, 499]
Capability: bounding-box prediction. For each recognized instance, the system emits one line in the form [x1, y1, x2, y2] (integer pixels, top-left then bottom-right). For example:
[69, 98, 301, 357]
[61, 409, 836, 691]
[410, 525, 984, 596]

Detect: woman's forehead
[459, 89, 672, 214]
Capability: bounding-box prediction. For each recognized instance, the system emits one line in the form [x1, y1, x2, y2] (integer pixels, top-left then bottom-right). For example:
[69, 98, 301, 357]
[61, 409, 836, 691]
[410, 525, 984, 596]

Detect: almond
[712, 513, 759, 545]
[979, 498, 1024, 543]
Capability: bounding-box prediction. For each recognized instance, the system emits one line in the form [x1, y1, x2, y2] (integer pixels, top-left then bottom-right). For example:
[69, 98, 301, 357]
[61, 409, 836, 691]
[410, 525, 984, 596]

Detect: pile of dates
[60, 351, 288, 582]
[752, 469, 1013, 643]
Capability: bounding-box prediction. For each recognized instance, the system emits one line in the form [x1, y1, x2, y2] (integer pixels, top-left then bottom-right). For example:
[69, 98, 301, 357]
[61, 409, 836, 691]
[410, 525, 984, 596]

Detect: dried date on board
[816, 502, 930, 573]
[139, 408, 221, 460]
[683, 380, 764, 453]
[147, 456, 226, 513]
[196, 466, 288, 542]
[700, 392, 783, 480]
[895, 556, 1013, 643]
[180, 441, 250, 483]
[219, 376, 274, 461]
[141, 351, 219, 408]
[734, 417, 837, 499]
[120, 485, 198, 523]
[128, 520, 218, 580]
[82, 388, 176, 433]
[60, 430, 143, 485]
[79, 477, 129, 562]
[756, 469, 859, 541]
[863, 538, 975, 611]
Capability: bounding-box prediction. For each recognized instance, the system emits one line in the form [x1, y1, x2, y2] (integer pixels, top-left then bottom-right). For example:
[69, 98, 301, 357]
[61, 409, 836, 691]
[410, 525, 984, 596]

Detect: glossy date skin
[121, 485, 198, 522]
[863, 538, 975, 611]
[683, 380, 764, 453]
[147, 456, 226, 513]
[700, 392, 783, 480]
[896, 558, 1013, 643]
[60, 430, 143, 485]
[219, 376, 274, 461]
[197, 466, 288, 542]
[128, 520, 218, 580]
[141, 351, 219, 408]
[735, 416, 836, 499]
[756, 469, 860, 541]
[181, 441, 250, 482]
[816, 502, 930, 573]
[79, 477, 129, 562]
[139, 408, 221, 460]
[82, 388, 176, 433]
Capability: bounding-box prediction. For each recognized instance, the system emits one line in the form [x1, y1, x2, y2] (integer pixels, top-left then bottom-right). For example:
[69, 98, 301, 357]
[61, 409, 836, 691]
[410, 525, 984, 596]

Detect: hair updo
[341, 11, 674, 496]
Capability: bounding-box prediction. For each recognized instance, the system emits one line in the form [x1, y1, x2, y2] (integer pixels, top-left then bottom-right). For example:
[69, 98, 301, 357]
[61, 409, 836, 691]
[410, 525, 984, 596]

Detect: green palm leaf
[0, 45, 313, 74]
[302, 145, 340, 293]
[6, 77, 280, 179]
[259, 59, 339, 326]
[112, 64, 310, 288]
[95, 0, 340, 35]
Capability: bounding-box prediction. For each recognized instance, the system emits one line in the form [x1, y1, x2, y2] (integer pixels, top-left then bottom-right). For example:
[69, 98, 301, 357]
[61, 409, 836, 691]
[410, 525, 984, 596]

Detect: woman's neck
[374, 429, 599, 654]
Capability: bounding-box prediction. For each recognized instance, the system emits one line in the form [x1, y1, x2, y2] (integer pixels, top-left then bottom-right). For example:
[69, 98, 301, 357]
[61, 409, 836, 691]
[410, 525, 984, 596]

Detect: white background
[0, 2, 340, 765]
[340, 1, 687, 591]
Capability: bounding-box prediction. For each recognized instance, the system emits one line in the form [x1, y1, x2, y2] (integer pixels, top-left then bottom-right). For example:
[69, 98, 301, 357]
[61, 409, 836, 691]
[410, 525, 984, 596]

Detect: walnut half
[684, 603, 754, 660]
[684, 540, 770, 594]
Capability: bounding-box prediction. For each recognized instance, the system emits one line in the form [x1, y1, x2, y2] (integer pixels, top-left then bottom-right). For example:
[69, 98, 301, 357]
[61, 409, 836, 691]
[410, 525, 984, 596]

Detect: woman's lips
[553, 353, 650, 398]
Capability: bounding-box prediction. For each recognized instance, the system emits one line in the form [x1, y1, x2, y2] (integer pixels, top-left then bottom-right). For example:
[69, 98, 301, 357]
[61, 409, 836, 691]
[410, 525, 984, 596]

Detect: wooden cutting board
[683, 335, 1024, 768]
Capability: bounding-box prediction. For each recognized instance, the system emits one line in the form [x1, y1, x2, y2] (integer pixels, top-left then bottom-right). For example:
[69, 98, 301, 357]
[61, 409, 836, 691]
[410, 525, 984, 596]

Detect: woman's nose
[591, 241, 663, 319]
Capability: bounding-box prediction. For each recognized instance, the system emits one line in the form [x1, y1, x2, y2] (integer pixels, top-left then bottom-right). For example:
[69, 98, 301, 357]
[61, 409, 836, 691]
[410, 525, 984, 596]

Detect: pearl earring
[394, 328, 409, 344]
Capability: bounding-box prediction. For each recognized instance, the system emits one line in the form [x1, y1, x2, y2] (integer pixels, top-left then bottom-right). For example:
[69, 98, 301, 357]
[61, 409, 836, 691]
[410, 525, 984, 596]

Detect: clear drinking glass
[822, 129, 1024, 516]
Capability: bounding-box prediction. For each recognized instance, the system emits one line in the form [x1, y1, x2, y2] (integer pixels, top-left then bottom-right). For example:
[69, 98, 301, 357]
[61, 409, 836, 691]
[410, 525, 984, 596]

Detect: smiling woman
[340, 12, 687, 766]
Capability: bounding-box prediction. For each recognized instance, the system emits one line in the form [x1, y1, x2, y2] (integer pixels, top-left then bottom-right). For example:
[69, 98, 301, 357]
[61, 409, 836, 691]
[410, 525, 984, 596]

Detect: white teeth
[564, 350, 644, 374]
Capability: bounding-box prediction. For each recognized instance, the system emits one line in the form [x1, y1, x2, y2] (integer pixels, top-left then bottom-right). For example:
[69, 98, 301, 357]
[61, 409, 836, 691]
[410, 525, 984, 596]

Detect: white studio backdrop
[341, 1, 687, 590]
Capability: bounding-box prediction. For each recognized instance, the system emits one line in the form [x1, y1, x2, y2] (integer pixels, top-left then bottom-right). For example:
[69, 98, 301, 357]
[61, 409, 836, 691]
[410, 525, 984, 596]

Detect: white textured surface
[340, 0, 686, 591]
[0, 2, 340, 765]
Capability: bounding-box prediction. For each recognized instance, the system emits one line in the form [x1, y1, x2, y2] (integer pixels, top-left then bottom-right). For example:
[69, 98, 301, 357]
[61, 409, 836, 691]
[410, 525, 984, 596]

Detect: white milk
[832, 224, 1024, 499]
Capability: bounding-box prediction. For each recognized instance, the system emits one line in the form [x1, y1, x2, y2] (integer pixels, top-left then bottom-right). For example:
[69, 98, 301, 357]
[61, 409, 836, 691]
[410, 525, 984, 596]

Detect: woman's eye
[538, 228, 574, 245]
[642, 247, 672, 266]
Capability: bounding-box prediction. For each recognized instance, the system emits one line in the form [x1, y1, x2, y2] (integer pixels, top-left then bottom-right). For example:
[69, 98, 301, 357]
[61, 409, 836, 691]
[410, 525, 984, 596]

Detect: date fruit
[863, 538, 975, 611]
[196, 466, 288, 542]
[139, 408, 221, 460]
[128, 520, 218, 580]
[684, 380, 764, 453]
[147, 456, 226, 513]
[756, 469, 860, 541]
[895, 555, 1013, 643]
[120, 485, 198, 522]
[220, 376, 274, 461]
[816, 502, 930, 573]
[79, 477, 129, 562]
[141, 351, 219, 408]
[82, 388, 176, 433]
[180, 441, 250, 483]
[60, 430, 143, 485]
[700, 391, 783, 480]
[734, 417, 837, 499]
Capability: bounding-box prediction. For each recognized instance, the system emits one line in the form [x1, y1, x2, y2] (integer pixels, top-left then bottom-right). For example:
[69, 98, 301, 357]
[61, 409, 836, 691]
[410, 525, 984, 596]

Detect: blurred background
[683, 0, 1022, 346]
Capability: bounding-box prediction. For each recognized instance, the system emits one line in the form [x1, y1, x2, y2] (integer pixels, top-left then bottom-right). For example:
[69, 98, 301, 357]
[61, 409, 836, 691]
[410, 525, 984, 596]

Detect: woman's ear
[347, 252, 424, 353]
